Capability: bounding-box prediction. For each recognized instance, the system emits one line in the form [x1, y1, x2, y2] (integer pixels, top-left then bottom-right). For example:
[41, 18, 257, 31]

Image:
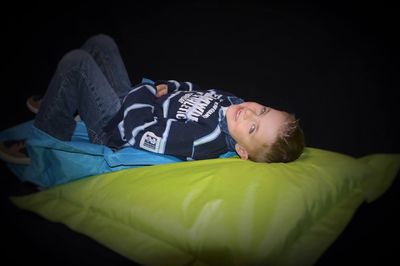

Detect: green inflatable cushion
[11, 147, 400, 266]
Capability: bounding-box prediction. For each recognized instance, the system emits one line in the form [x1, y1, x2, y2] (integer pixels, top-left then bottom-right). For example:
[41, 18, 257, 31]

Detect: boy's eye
[260, 107, 267, 115]
[249, 124, 256, 134]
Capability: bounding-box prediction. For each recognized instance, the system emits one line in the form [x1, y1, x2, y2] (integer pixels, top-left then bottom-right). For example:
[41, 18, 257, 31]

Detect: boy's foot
[0, 140, 31, 165]
[26, 95, 42, 114]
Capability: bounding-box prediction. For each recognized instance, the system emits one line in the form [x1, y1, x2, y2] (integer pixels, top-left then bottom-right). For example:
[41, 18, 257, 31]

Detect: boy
[0, 34, 304, 164]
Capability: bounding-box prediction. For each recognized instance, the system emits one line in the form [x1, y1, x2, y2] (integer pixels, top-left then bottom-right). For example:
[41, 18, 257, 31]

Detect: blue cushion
[0, 118, 234, 188]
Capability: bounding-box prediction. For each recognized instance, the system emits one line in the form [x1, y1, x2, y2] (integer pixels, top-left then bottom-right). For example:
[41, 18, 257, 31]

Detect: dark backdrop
[2, 1, 399, 265]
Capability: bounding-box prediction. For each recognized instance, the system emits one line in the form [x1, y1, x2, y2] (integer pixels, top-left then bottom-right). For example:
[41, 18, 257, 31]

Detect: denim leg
[81, 34, 132, 99]
[34, 49, 121, 144]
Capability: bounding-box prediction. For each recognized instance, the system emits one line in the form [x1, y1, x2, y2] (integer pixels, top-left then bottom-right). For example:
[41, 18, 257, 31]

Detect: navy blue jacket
[105, 80, 243, 160]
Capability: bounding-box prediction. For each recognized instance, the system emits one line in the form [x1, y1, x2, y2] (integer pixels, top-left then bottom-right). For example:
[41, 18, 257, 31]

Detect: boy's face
[226, 102, 288, 160]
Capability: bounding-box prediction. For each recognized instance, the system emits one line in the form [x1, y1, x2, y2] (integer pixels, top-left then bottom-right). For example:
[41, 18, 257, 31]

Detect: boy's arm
[155, 80, 238, 99]
[132, 120, 226, 160]
[154, 80, 202, 96]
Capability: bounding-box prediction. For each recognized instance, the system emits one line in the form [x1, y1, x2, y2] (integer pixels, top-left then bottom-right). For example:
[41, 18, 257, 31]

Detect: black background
[2, 1, 399, 265]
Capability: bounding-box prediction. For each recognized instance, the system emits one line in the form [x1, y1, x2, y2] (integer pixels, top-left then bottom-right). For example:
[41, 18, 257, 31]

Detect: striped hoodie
[105, 80, 243, 160]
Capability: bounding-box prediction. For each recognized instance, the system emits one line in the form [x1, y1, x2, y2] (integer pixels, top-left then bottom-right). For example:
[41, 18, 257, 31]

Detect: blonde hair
[251, 113, 305, 163]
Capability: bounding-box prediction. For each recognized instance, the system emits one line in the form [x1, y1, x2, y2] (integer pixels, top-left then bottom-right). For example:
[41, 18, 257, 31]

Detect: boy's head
[226, 102, 305, 163]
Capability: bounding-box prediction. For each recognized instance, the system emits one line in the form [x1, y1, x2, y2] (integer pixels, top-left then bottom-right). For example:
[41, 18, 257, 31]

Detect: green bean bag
[10, 147, 400, 266]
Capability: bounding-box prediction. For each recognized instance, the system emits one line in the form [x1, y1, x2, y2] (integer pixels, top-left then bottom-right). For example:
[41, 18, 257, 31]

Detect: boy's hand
[156, 84, 168, 97]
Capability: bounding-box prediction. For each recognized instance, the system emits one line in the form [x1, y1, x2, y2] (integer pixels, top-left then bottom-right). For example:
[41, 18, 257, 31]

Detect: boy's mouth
[235, 107, 242, 122]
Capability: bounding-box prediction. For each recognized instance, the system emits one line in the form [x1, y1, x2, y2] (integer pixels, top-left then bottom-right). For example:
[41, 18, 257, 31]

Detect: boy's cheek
[231, 129, 243, 143]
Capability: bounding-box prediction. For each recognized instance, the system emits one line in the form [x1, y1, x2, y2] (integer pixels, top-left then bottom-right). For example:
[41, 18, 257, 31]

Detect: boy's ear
[235, 143, 249, 160]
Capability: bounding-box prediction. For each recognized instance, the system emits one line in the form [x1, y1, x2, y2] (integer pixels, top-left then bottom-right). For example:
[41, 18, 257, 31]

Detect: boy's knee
[84, 34, 117, 50]
[89, 33, 114, 42]
[58, 49, 93, 69]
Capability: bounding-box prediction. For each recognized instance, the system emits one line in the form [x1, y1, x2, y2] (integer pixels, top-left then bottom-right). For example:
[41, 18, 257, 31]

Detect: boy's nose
[243, 108, 256, 120]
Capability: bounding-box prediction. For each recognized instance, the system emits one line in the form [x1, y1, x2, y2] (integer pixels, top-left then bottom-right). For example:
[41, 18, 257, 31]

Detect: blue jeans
[34, 34, 132, 145]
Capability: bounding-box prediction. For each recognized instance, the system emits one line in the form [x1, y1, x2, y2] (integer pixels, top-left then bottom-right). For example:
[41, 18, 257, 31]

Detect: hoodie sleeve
[132, 118, 228, 160]
[155, 80, 203, 93]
